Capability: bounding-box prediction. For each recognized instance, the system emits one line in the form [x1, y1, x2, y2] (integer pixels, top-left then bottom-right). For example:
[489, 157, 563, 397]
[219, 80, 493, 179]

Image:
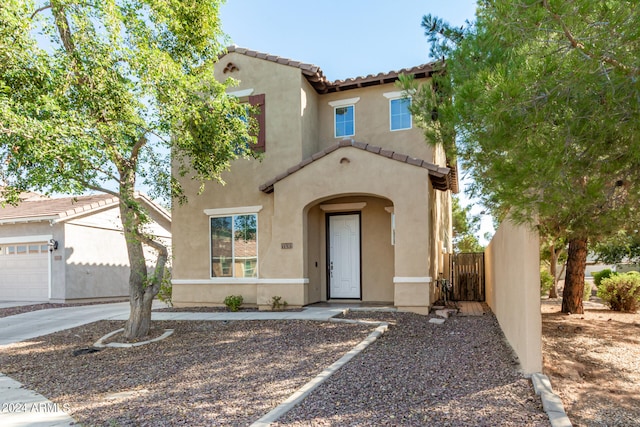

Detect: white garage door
[0, 242, 49, 300]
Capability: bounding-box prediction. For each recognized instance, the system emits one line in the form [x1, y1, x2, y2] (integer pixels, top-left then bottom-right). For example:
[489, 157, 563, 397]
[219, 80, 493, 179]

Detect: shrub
[593, 269, 616, 288]
[270, 296, 288, 311]
[540, 268, 554, 297]
[224, 295, 244, 312]
[584, 281, 593, 301]
[597, 272, 640, 312]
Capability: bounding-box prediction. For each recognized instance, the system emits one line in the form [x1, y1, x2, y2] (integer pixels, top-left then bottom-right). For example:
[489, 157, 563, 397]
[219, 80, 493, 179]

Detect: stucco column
[392, 192, 433, 314]
[256, 189, 308, 307]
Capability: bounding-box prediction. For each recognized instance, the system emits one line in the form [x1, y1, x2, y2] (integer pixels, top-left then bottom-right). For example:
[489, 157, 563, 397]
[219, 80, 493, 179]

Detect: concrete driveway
[0, 302, 133, 346]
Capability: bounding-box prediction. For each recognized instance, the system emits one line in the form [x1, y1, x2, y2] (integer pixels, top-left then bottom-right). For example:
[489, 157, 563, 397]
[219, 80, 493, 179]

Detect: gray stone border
[531, 372, 573, 427]
[250, 317, 389, 426]
[93, 328, 174, 348]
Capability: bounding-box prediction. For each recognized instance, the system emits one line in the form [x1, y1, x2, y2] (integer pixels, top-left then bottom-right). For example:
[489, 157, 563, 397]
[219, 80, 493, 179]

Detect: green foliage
[224, 295, 244, 312]
[408, 1, 640, 314]
[540, 268, 554, 297]
[0, 1, 256, 337]
[592, 231, 640, 265]
[270, 296, 288, 311]
[597, 272, 640, 312]
[451, 195, 484, 252]
[584, 281, 593, 301]
[157, 269, 173, 307]
[593, 269, 616, 288]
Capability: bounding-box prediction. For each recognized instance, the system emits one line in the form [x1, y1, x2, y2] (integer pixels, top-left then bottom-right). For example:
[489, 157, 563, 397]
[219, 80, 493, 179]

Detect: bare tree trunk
[561, 237, 587, 314]
[118, 186, 167, 340]
[548, 243, 558, 298]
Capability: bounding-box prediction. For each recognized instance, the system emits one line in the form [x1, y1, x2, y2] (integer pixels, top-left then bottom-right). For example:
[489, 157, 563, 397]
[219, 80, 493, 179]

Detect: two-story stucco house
[171, 47, 458, 313]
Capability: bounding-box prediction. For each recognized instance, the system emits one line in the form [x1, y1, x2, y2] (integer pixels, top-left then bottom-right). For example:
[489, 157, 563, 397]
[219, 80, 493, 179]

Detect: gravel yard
[275, 311, 548, 426]
[0, 309, 548, 426]
[541, 299, 640, 427]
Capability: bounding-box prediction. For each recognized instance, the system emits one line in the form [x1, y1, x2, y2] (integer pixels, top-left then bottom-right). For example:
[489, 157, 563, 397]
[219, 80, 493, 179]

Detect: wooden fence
[451, 252, 485, 302]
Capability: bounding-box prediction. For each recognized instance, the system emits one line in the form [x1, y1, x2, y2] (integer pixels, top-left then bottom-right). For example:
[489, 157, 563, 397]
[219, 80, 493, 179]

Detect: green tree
[406, 1, 640, 314]
[452, 195, 483, 253]
[590, 229, 640, 265]
[0, 0, 257, 338]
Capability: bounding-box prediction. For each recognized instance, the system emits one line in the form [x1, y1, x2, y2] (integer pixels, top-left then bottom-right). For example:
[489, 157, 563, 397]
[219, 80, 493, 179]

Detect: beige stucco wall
[485, 218, 542, 375]
[172, 53, 450, 311]
[64, 204, 171, 301]
[317, 81, 434, 162]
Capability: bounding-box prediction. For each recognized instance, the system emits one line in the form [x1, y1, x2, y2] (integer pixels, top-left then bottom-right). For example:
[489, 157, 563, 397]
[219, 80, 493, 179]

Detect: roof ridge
[221, 46, 437, 94]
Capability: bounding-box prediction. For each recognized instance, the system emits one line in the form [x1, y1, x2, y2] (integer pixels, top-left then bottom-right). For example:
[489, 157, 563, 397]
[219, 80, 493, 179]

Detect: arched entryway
[305, 195, 395, 304]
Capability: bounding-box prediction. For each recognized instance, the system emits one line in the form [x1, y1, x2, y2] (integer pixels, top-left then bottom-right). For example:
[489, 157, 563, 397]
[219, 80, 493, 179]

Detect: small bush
[597, 272, 640, 312]
[270, 296, 288, 311]
[224, 295, 244, 312]
[540, 268, 554, 297]
[593, 269, 616, 288]
[584, 281, 593, 301]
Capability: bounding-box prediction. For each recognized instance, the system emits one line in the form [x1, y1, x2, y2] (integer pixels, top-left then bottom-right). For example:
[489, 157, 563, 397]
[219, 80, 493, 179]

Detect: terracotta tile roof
[0, 194, 119, 223]
[259, 139, 455, 193]
[224, 46, 437, 94]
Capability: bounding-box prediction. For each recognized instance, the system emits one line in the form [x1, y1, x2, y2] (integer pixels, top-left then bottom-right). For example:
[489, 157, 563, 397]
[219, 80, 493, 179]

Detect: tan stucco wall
[172, 53, 450, 311]
[64, 220, 130, 299]
[485, 218, 542, 375]
[64, 205, 171, 300]
[317, 80, 434, 162]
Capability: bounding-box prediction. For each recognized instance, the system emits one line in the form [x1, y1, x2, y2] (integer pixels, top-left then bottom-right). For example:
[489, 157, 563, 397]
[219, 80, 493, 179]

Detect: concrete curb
[531, 372, 573, 427]
[93, 328, 174, 348]
[250, 319, 389, 426]
[0, 373, 75, 426]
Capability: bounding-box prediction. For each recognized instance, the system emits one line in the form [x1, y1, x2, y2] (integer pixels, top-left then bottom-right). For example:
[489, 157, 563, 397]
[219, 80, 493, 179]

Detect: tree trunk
[561, 237, 588, 314]
[548, 243, 558, 299]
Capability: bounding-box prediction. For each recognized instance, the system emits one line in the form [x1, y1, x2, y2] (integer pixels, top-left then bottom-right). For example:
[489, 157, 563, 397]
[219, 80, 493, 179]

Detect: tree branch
[542, 0, 639, 76]
[30, 4, 52, 20]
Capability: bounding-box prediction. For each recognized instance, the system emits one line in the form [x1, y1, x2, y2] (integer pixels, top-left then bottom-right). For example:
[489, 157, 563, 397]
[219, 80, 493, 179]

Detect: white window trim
[204, 206, 263, 217]
[208, 208, 260, 280]
[227, 88, 255, 98]
[328, 97, 360, 107]
[383, 91, 404, 99]
[393, 277, 433, 283]
[389, 97, 412, 132]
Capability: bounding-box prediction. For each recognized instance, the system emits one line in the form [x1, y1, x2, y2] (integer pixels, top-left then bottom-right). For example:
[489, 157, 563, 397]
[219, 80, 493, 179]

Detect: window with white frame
[210, 213, 258, 278]
[390, 97, 412, 131]
[334, 105, 354, 138]
[329, 98, 359, 138]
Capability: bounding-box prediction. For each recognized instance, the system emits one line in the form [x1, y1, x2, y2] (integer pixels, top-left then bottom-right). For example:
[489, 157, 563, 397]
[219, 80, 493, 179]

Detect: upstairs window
[390, 97, 412, 131]
[329, 97, 360, 139]
[335, 105, 355, 138]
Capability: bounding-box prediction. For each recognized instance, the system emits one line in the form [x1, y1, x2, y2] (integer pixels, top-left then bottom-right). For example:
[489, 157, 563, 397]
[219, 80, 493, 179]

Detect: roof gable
[0, 193, 171, 225]
[222, 46, 437, 94]
[259, 139, 455, 193]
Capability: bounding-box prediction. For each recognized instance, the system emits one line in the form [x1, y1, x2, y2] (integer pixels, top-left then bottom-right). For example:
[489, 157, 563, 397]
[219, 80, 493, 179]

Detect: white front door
[328, 214, 361, 299]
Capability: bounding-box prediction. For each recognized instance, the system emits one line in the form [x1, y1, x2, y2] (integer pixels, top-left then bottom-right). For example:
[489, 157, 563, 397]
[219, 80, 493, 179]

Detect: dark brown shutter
[249, 94, 266, 152]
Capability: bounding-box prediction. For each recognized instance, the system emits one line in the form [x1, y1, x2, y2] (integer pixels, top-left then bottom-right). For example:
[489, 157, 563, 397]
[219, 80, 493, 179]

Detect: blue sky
[219, 0, 478, 81]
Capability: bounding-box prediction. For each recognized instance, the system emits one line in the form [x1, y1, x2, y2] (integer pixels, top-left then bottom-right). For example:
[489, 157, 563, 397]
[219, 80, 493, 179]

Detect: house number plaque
[281, 243, 293, 249]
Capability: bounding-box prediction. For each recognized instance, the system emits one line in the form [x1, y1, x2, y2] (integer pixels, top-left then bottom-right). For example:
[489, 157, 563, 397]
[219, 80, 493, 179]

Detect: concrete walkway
[0, 302, 347, 426]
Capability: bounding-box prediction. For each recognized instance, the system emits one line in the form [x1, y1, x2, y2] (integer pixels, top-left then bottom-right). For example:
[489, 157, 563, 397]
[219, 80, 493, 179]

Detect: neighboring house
[0, 193, 171, 302]
[172, 47, 458, 313]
